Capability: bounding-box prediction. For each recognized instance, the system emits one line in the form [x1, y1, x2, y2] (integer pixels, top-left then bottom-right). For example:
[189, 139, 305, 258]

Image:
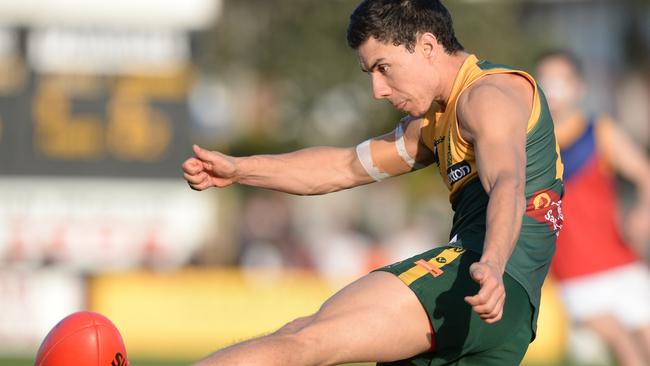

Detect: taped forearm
[355, 122, 426, 181]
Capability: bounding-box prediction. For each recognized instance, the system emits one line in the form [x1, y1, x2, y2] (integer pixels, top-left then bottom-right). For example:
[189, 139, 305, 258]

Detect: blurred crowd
[191, 178, 453, 281]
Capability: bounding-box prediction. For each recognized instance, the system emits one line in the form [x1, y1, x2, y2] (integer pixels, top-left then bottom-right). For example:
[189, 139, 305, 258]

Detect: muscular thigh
[296, 271, 434, 365]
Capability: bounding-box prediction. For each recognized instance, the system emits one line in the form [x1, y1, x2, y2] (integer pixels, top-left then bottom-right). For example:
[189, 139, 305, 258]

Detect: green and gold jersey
[420, 54, 564, 333]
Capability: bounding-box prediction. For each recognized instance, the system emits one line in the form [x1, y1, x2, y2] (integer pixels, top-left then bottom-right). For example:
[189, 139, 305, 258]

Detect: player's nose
[371, 74, 391, 100]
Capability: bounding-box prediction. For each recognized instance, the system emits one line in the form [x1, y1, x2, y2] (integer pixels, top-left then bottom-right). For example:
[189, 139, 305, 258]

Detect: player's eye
[377, 64, 389, 74]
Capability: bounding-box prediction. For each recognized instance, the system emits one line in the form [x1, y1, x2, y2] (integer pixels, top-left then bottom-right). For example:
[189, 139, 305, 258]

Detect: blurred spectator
[289, 188, 374, 282]
[304, 225, 373, 283]
[238, 190, 312, 270]
[536, 50, 650, 366]
[382, 205, 448, 265]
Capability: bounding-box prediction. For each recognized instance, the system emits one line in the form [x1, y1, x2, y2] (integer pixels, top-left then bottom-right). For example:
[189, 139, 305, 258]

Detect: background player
[536, 50, 650, 366]
[183, 1, 564, 364]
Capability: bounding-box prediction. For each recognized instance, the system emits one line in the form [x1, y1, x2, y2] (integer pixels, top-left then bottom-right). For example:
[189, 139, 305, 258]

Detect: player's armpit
[356, 117, 433, 181]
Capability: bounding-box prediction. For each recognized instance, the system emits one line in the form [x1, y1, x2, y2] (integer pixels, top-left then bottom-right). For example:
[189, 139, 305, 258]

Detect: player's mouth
[393, 100, 407, 110]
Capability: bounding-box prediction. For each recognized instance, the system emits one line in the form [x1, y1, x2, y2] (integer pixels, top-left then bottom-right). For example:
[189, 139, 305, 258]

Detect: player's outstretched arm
[458, 74, 531, 324]
[597, 119, 650, 250]
[182, 118, 433, 195]
[182, 144, 370, 195]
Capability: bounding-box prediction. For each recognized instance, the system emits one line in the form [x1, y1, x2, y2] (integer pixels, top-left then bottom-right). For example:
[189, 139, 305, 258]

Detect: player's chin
[407, 112, 425, 118]
[405, 106, 427, 118]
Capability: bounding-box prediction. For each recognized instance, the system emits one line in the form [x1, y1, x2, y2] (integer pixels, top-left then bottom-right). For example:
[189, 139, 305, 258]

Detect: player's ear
[418, 33, 437, 58]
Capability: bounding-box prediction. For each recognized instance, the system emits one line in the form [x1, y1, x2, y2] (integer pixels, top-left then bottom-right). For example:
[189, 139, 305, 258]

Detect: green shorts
[375, 246, 533, 366]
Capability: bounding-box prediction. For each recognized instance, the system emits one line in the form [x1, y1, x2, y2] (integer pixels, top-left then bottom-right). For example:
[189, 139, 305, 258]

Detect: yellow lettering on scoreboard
[32, 70, 189, 162]
[33, 75, 105, 160]
[107, 71, 189, 162]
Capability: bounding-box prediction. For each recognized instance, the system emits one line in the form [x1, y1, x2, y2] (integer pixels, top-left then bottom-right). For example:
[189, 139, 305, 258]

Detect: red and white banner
[0, 177, 218, 270]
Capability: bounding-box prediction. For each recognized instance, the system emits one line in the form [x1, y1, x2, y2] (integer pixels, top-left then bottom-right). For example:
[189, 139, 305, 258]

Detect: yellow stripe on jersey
[555, 141, 564, 181]
[398, 247, 466, 286]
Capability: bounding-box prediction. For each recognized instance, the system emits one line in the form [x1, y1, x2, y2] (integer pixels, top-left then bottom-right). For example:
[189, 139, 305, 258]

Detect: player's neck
[437, 51, 470, 108]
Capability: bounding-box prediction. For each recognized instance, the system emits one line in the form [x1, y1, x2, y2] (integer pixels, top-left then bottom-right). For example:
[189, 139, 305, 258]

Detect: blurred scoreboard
[0, 0, 223, 270]
[0, 30, 192, 177]
[0, 0, 220, 177]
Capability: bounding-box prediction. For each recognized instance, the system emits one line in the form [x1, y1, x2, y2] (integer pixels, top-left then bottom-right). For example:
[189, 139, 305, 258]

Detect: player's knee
[273, 314, 316, 336]
[271, 315, 331, 364]
[272, 314, 325, 349]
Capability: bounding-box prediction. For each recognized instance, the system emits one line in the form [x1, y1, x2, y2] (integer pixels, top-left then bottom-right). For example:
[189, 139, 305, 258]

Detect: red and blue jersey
[551, 115, 638, 280]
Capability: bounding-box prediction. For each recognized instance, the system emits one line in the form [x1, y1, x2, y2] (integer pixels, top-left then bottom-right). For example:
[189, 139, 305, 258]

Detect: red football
[35, 311, 129, 366]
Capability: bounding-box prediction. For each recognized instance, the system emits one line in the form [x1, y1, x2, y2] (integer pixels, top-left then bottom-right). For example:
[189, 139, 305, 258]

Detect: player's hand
[464, 261, 506, 324]
[182, 144, 238, 190]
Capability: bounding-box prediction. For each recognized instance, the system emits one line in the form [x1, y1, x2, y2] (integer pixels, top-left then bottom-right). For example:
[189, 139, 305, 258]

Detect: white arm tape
[356, 140, 391, 181]
[395, 122, 427, 170]
[395, 123, 416, 168]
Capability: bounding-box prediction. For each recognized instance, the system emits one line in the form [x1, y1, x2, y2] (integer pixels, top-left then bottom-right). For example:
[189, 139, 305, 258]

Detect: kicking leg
[193, 271, 433, 366]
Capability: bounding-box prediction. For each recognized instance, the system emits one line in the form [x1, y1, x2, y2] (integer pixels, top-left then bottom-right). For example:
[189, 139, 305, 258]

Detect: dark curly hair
[347, 0, 463, 54]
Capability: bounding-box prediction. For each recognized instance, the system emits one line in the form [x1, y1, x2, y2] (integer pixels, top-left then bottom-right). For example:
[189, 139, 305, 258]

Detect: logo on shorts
[447, 161, 472, 185]
[414, 259, 444, 277]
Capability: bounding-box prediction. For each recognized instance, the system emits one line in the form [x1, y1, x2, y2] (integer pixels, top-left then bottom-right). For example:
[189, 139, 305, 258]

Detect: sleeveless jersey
[551, 115, 637, 281]
[420, 54, 565, 332]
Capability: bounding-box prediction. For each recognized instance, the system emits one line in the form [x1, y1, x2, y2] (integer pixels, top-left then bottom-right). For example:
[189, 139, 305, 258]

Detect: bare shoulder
[461, 73, 533, 111]
[457, 73, 534, 142]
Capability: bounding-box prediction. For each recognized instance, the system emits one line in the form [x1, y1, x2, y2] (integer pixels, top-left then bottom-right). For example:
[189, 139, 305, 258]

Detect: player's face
[357, 37, 436, 117]
[536, 56, 584, 120]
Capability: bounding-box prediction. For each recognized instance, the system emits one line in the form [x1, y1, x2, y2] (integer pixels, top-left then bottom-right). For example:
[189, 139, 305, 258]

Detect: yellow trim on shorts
[398, 247, 466, 286]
